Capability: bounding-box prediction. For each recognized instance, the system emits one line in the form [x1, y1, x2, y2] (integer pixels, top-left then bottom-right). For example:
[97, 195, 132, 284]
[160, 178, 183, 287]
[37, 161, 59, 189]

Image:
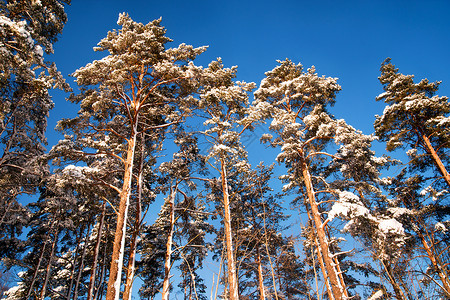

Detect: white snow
[435, 222, 447, 232]
[378, 218, 404, 236]
[406, 148, 417, 157]
[387, 207, 413, 218]
[327, 192, 369, 222]
[367, 290, 384, 300]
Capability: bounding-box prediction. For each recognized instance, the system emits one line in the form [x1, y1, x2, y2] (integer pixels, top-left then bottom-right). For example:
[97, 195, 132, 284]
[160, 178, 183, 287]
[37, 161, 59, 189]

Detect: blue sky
[44, 0, 450, 297]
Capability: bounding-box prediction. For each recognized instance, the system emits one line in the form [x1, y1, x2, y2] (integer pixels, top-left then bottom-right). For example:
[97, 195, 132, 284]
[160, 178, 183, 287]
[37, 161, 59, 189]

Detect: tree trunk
[256, 248, 266, 300]
[39, 228, 59, 300]
[220, 157, 239, 300]
[26, 239, 48, 299]
[161, 186, 177, 300]
[333, 256, 349, 299]
[123, 136, 145, 300]
[106, 121, 138, 300]
[94, 240, 108, 300]
[381, 260, 407, 300]
[422, 133, 450, 188]
[0, 198, 15, 226]
[66, 226, 85, 300]
[87, 201, 106, 300]
[73, 225, 91, 300]
[418, 233, 450, 297]
[314, 231, 334, 300]
[301, 158, 345, 300]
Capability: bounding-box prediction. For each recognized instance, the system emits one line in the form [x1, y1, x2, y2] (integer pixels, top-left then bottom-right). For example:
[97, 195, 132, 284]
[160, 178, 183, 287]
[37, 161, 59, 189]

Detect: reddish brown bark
[106, 125, 138, 300]
[301, 157, 345, 300]
[419, 233, 450, 297]
[256, 248, 266, 300]
[123, 137, 146, 300]
[422, 133, 450, 188]
[221, 157, 239, 300]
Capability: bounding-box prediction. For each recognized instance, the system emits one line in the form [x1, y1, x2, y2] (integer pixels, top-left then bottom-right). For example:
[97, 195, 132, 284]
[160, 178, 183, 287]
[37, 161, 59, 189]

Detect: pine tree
[51, 13, 205, 299]
[229, 163, 310, 300]
[139, 130, 211, 300]
[196, 58, 256, 300]
[253, 59, 380, 300]
[374, 59, 450, 298]
[0, 0, 70, 262]
[375, 58, 450, 188]
[3, 180, 80, 300]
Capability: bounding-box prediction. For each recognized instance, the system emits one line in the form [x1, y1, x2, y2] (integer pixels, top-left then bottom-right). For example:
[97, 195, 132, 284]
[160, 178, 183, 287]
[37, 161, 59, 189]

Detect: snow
[420, 186, 433, 196]
[63, 165, 99, 177]
[327, 192, 369, 222]
[378, 218, 404, 236]
[435, 222, 447, 232]
[4, 282, 25, 299]
[387, 207, 413, 218]
[17, 271, 26, 278]
[55, 267, 71, 280]
[0, 16, 33, 46]
[406, 148, 417, 157]
[367, 290, 384, 300]
[376, 92, 388, 100]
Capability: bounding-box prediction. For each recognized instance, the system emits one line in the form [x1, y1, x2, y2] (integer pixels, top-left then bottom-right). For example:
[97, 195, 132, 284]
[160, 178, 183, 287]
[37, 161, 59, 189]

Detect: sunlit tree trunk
[301, 157, 345, 300]
[418, 232, 450, 297]
[161, 186, 177, 300]
[66, 227, 84, 300]
[221, 157, 239, 300]
[106, 121, 138, 300]
[26, 239, 48, 299]
[381, 259, 407, 300]
[94, 240, 109, 300]
[256, 248, 266, 300]
[421, 133, 450, 188]
[123, 137, 146, 300]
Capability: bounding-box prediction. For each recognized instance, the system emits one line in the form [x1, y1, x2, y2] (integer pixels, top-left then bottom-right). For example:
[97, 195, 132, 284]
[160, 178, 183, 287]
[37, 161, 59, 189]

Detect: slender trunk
[122, 210, 139, 300]
[106, 122, 138, 300]
[220, 157, 239, 300]
[40, 228, 59, 300]
[310, 235, 321, 300]
[123, 136, 145, 300]
[26, 239, 48, 299]
[422, 133, 450, 188]
[418, 233, 450, 297]
[94, 240, 108, 300]
[66, 227, 83, 300]
[256, 248, 266, 300]
[313, 228, 334, 300]
[262, 202, 278, 300]
[301, 158, 344, 300]
[398, 275, 414, 300]
[87, 201, 106, 300]
[381, 259, 407, 300]
[162, 186, 177, 300]
[73, 225, 91, 300]
[0, 198, 15, 226]
[333, 256, 349, 299]
[306, 208, 334, 300]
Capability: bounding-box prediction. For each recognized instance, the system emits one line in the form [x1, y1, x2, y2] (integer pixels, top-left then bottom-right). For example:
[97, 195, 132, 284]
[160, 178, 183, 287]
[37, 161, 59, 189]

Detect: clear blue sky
[45, 0, 450, 297]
